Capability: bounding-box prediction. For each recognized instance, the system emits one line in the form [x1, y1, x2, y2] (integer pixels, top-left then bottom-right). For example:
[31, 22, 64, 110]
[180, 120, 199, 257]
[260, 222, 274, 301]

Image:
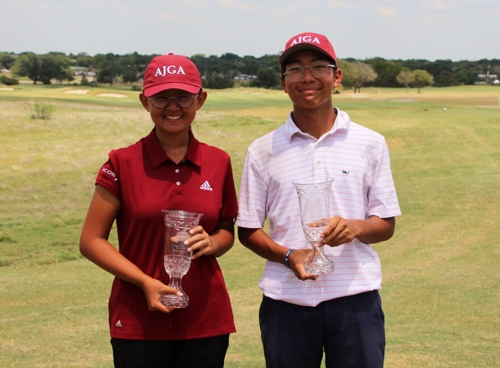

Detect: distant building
[234, 74, 257, 80]
[70, 66, 95, 77]
[477, 73, 499, 84]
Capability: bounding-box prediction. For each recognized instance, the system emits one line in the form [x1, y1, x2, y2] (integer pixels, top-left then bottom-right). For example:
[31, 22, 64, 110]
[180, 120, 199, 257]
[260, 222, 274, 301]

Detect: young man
[237, 32, 401, 368]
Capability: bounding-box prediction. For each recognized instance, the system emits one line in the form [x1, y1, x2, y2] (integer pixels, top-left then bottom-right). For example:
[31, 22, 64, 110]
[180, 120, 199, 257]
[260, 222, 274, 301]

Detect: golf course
[0, 84, 499, 367]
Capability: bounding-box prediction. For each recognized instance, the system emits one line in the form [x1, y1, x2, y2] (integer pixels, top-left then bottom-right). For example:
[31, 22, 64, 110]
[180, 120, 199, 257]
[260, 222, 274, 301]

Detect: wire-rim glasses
[283, 61, 336, 82]
[149, 94, 199, 109]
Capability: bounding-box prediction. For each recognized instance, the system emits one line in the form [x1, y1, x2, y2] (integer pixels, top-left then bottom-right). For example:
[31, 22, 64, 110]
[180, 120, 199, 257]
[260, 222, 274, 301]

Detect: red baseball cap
[279, 32, 337, 67]
[142, 53, 202, 97]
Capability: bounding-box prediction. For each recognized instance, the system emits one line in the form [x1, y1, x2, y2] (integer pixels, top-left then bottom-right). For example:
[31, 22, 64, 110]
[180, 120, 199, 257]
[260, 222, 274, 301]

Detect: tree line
[1, 51, 498, 92]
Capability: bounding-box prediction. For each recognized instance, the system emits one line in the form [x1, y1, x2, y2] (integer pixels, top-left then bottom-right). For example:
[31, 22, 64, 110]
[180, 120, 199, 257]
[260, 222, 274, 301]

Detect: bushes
[0, 75, 19, 85]
[29, 102, 55, 120]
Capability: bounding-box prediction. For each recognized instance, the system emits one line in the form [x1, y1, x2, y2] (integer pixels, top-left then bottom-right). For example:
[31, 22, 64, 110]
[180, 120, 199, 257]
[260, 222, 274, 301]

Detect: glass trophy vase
[293, 179, 335, 275]
[160, 210, 203, 308]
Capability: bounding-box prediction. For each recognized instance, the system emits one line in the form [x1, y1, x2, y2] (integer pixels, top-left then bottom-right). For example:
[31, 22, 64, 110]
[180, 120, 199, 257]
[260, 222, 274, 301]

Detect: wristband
[285, 248, 295, 269]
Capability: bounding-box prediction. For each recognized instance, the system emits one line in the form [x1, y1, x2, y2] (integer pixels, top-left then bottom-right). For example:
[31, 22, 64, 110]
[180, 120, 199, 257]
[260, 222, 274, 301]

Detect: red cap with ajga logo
[279, 32, 337, 68]
[142, 53, 202, 97]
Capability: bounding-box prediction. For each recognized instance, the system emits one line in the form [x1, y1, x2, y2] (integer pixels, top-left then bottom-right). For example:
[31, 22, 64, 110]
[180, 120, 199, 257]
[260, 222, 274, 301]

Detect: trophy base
[160, 294, 189, 308]
[305, 261, 334, 275]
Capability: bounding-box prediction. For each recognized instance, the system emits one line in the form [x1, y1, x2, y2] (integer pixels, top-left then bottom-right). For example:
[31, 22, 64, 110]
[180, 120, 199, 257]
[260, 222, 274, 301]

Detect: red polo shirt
[95, 128, 237, 340]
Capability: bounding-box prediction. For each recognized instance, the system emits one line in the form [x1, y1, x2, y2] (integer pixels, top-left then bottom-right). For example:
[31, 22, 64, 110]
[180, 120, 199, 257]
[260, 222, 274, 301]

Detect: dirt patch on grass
[344, 93, 369, 99]
[97, 93, 127, 98]
[64, 90, 89, 94]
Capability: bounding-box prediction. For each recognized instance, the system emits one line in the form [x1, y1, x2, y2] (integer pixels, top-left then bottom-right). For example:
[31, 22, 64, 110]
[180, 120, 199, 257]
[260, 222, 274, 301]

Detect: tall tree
[343, 61, 377, 93]
[39, 54, 73, 84]
[11, 53, 42, 84]
[396, 69, 415, 93]
[412, 70, 434, 93]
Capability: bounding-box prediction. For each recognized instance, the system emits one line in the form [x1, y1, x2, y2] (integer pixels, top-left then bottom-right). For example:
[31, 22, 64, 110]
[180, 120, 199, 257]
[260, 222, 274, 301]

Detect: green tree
[204, 73, 234, 89]
[454, 69, 476, 85]
[344, 61, 377, 93]
[412, 69, 434, 93]
[96, 61, 122, 86]
[122, 69, 139, 84]
[434, 70, 460, 87]
[370, 58, 404, 87]
[11, 52, 73, 84]
[0, 52, 16, 70]
[250, 68, 280, 89]
[39, 54, 73, 84]
[11, 53, 42, 84]
[396, 69, 415, 93]
[337, 59, 354, 89]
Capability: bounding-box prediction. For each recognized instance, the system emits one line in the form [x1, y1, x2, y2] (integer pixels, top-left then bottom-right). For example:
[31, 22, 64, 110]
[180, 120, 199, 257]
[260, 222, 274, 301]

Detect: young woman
[80, 54, 237, 368]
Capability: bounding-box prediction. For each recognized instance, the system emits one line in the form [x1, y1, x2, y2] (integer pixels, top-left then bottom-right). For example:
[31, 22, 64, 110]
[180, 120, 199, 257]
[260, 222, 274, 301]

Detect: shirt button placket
[175, 168, 180, 186]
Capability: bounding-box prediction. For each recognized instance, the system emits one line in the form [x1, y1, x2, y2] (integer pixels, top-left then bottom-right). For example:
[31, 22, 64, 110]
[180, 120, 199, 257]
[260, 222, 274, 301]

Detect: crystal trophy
[293, 178, 335, 275]
[160, 210, 203, 308]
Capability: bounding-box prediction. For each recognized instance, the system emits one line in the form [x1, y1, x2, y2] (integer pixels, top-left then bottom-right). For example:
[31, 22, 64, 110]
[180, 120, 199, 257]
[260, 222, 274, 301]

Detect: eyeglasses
[149, 93, 199, 109]
[283, 61, 336, 82]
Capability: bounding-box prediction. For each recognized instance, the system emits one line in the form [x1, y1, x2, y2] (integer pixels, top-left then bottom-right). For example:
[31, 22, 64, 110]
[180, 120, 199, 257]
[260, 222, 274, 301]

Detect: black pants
[111, 334, 229, 368]
[260, 291, 385, 368]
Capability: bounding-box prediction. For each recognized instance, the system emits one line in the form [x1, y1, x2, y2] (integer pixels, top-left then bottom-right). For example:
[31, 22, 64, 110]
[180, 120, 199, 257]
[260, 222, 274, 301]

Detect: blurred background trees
[1, 49, 499, 91]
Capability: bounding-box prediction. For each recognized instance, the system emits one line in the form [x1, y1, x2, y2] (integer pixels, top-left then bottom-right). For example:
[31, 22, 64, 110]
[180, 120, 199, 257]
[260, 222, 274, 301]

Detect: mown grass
[0, 85, 499, 367]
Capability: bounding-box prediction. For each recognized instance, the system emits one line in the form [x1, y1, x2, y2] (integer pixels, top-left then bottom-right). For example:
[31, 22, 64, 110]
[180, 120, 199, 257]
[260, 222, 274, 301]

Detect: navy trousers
[111, 334, 229, 368]
[259, 291, 385, 368]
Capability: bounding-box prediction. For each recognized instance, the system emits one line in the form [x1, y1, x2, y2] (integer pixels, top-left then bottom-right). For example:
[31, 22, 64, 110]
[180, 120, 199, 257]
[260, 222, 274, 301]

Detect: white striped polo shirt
[236, 108, 401, 307]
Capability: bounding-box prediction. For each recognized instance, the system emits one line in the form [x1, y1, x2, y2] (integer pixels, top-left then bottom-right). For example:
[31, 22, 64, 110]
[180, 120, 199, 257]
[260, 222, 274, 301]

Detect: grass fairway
[1, 85, 499, 367]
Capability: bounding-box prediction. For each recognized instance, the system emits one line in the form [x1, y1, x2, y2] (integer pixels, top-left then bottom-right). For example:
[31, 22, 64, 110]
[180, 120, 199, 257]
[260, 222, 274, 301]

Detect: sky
[2, 0, 499, 61]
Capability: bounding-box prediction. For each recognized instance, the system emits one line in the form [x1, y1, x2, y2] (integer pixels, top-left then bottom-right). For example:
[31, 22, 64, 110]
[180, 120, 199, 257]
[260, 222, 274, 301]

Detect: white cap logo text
[154, 65, 186, 77]
[290, 36, 320, 46]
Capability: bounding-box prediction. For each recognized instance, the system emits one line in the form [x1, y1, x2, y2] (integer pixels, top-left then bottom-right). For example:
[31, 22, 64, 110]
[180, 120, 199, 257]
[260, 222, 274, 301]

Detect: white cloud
[376, 6, 399, 17]
[421, 0, 453, 11]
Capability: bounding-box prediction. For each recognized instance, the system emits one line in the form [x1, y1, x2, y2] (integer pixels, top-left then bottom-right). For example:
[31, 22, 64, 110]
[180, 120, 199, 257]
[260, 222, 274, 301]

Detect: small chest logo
[200, 181, 213, 191]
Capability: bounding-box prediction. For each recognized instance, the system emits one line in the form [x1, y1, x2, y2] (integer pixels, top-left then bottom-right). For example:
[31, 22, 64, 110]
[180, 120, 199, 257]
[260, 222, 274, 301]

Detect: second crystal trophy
[293, 178, 335, 275]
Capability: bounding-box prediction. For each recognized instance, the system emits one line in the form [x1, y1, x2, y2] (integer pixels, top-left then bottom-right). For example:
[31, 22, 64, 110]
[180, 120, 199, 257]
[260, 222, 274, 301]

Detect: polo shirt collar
[144, 128, 202, 169]
[284, 107, 350, 142]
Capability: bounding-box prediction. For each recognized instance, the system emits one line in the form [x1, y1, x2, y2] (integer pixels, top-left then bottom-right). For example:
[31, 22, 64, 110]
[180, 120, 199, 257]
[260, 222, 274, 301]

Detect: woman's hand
[140, 276, 183, 314]
[186, 225, 218, 259]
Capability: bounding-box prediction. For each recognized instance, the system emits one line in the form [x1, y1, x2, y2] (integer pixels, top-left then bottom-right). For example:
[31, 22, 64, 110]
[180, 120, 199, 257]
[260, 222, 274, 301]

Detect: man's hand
[319, 215, 395, 247]
[319, 216, 359, 247]
[288, 249, 319, 281]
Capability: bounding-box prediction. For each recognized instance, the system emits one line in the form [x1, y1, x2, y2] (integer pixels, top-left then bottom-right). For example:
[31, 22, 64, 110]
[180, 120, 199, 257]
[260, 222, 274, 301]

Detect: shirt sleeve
[95, 152, 120, 200]
[366, 141, 401, 218]
[236, 150, 268, 228]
